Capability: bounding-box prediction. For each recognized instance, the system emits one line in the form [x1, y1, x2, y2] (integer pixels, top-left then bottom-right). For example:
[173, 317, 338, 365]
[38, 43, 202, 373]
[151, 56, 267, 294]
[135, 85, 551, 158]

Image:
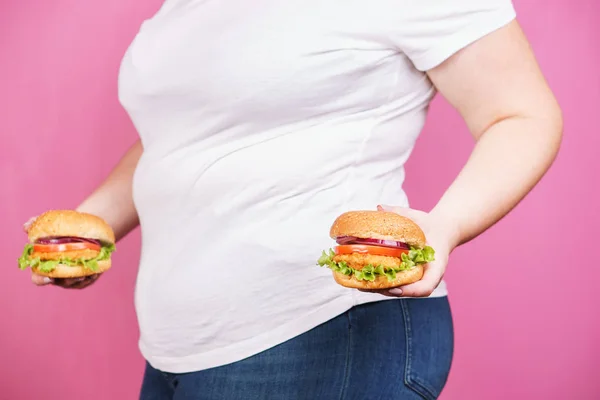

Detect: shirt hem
[141, 284, 448, 374]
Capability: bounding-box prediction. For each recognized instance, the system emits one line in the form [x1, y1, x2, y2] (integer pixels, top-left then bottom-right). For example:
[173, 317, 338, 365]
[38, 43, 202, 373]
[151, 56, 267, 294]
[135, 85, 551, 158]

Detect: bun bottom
[332, 265, 424, 290]
[32, 259, 111, 278]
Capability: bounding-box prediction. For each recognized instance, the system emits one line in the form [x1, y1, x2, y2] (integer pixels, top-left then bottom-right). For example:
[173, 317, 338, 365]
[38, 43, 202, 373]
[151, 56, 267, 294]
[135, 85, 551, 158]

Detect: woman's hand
[22, 141, 142, 289]
[24, 217, 103, 289]
[31, 273, 102, 289]
[361, 205, 459, 298]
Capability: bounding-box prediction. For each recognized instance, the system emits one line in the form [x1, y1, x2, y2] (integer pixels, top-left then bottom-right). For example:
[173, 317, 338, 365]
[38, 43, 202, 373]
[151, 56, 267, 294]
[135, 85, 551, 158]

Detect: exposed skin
[29, 21, 562, 294]
[28, 140, 142, 289]
[363, 20, 563, 297]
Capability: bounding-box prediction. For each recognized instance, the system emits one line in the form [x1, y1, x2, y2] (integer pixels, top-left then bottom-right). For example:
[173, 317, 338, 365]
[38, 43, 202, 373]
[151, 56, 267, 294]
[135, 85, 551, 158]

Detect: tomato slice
[334, 244, 408, 258]
[33, 242, 101, 253]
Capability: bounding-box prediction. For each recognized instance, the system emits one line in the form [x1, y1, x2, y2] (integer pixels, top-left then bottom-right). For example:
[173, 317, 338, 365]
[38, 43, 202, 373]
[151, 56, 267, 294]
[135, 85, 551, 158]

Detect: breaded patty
[32, 249, 100, 261]
[332, 253, 400, 271]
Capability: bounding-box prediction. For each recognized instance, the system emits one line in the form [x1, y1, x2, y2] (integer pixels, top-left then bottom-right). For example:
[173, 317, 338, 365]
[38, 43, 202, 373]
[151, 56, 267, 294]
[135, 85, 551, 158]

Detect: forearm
[76, 140, 143, 242]
[430, 115, 562, 249]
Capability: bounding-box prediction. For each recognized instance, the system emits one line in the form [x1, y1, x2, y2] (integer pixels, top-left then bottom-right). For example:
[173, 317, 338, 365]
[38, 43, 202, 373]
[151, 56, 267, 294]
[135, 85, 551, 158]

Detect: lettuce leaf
[317, 245, 435, 282]
[17, 243, 116, 273]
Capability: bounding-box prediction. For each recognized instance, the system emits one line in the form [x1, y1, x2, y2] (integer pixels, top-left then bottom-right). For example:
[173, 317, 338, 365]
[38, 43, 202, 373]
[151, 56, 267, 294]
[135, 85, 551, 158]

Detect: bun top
[329, 210, 426, 248]
[27, 210, 116, 244]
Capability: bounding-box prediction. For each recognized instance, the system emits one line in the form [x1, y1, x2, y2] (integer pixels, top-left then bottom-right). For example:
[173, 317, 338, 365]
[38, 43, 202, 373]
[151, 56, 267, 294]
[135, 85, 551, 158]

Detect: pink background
[1, 1, 598, 399]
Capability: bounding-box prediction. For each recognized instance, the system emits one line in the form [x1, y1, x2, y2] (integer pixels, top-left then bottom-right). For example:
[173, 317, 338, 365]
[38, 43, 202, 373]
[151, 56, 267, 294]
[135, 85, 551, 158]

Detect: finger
[358, 288, 404, 298]
[390, 263, 443, 298]
[356, 260, 443, 298]
[23, 216, 37, 233]
[31, 273, 53, 286]
[68, 280, 91, 289]
[377, 204, 408, 213]
[377, 204, 422, 220]
[52, 277, 87, 288]
[58, 274, 100, 289]
[73, 274, 101, 289]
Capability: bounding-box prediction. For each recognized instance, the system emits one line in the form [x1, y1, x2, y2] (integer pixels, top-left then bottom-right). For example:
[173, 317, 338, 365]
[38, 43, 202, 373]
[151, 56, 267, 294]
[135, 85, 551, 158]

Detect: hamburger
[17, 210, 116, 278]
[317, 210, 435, 289]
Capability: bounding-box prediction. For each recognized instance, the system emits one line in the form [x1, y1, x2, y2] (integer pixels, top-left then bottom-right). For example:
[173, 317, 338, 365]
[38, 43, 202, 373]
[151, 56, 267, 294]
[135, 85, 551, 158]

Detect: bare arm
[31, 139, 142, 286]
[428, 20, 563, 249]
[76, 139, 143, 242]
[380, 20, 562, 297]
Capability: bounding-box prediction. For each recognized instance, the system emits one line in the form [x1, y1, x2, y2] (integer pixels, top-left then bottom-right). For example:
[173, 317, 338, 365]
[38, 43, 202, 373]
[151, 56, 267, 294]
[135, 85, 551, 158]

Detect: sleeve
[388, 0, 517, 71]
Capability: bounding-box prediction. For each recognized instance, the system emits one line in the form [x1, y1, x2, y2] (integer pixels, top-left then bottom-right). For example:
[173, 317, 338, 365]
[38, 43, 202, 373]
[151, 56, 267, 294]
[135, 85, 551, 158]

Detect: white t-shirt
[118, 0, 516, 373]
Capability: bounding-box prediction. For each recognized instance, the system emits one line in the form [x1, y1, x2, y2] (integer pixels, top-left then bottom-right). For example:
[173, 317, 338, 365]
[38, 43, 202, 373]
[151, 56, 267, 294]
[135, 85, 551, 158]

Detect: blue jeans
[140, 297, 454, 400]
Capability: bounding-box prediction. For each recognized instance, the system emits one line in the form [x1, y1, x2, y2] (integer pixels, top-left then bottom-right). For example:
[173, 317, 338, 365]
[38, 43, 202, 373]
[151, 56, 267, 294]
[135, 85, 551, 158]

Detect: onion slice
[35, 237, 102, 246]
[335, 236, 410, 250]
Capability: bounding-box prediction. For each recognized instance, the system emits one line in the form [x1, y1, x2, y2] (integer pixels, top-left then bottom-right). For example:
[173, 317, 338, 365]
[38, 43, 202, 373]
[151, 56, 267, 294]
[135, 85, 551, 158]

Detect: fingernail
[43, 277, 53, 284]
[388, 288, 403, 295]
[378, 204, 393, 211]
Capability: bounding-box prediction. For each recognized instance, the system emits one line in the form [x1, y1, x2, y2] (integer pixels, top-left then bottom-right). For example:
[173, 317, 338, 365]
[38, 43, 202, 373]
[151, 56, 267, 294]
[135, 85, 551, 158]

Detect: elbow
[519, 96, 564, 164]
[554, 105, 564, 144]
[541, 101, 564, 161]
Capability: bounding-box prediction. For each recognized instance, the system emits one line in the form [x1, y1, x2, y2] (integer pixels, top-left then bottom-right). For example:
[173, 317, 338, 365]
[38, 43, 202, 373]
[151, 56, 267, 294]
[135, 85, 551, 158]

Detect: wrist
[429, 206, 463, 251]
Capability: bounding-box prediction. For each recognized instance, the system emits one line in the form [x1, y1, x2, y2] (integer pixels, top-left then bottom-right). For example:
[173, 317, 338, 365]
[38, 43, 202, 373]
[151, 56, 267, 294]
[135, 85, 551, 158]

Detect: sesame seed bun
[27, 210, 115, 244]
[329, 210, 426, 248]
[32, 259, 111, 278]
[325, 210, 430, 290]
[332, 264, 424, 289]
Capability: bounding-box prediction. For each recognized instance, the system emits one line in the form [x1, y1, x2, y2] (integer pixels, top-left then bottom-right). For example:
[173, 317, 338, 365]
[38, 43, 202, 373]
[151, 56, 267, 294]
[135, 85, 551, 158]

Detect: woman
[30, 1, 562, 399]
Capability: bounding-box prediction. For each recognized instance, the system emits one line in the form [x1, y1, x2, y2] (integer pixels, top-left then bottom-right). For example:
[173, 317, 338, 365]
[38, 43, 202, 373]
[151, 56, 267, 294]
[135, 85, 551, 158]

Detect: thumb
[31, 273, 53, 286]
[23, 216, 36, 233]
[377, 204, 408, 213]
[377, 205, 425, 224]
